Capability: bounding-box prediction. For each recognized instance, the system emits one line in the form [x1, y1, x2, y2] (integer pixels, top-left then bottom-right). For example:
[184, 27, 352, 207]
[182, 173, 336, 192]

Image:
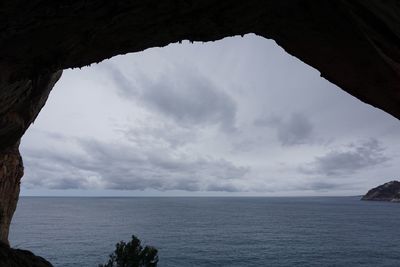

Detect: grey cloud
[253, 115, 281, 127]
[301, 181, 347, 191]
[121, 121, 196, 149]
[255, 113, 314, 146]
[105, 63, 237, 131]
[300, 139, 389, 177]
[22, 138, 249, 192]
[104, 63, 140, 99]
[205, 183, 243, 192]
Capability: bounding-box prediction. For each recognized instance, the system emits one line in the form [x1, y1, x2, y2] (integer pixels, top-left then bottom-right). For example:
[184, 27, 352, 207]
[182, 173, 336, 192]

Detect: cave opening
[6, 34, 400, 266]
[15, 34, 400, 199]
[0, 2, 399, 265]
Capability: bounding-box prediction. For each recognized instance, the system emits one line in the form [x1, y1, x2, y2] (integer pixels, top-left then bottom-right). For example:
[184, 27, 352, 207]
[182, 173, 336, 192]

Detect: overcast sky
[20, 34, 400, 196]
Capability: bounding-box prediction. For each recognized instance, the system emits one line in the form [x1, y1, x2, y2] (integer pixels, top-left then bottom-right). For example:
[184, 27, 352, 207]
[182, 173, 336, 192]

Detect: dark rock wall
[0, 1, 399, 136]
[0, 1, 399, 149]
[0, 143, 23, 245]
[0, 72, 62, 150]
[0, 242, 53, 267]
[0, 0, 399, 262]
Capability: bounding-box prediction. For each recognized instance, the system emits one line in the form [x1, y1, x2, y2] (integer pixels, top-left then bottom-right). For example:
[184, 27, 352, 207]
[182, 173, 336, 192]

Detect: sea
[9, 197, 400, 267]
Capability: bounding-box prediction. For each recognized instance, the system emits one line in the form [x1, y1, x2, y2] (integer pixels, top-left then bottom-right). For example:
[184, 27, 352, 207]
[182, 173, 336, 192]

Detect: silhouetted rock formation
[0, 0, 399, 264]
[1, 1, 400, 152]
[361, 181, 400, 202]
[0, 243, 53, 267]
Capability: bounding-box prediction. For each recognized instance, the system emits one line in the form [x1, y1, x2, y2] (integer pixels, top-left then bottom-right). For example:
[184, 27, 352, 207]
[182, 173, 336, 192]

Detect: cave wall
[0, 0, 399, 247]
[0, 0, 399, 149]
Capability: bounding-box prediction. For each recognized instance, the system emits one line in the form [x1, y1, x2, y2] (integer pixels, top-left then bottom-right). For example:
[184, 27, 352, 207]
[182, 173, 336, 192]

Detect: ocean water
[9, 197, 400, 267]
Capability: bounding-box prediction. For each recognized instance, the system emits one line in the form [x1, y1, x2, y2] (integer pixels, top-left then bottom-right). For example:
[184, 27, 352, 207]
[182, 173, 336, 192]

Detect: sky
[20, 34, 400, 197]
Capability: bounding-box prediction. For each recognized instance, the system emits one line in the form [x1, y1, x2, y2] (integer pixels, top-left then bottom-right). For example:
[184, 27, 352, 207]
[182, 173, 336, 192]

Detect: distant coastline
[361, 181, 400, 202]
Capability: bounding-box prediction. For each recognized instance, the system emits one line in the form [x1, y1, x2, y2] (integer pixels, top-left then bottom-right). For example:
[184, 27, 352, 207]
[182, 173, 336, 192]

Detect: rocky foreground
[0, 243, 52, 267]
[361, 181, 400, 202]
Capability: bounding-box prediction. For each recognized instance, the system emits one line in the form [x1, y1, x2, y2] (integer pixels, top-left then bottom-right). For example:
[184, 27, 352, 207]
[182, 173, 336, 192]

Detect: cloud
[300, 139, 389, 177]
[22, 137, 249, 192]
[301, 181, 348, 191]
[105, 63, 237, 131]
[254, 113, 314, 146]
[117, 119, 196, 149]
[104, 63, 140, 99]
[20, 35, 400, 196]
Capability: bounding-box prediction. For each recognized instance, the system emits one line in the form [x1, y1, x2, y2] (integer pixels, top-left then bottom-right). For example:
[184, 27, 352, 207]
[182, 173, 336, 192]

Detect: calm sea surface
[9, 197, 400, 267]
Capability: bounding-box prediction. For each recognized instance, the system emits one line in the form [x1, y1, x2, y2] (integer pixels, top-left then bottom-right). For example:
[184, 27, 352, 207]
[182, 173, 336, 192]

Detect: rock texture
[0, 143, 24, 245]
[361, 181, 400, 202]
[0, 242, 53, 267]
[0, 0, 399, 264]
[0, 1, 399, 149]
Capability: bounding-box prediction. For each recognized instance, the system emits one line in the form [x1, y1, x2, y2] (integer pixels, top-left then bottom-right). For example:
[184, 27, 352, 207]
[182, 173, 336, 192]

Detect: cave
[0, 1, 399, 265]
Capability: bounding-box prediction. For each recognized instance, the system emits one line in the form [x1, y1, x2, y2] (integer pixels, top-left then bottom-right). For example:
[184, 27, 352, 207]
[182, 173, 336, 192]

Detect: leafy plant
[99, 235, 158, 267]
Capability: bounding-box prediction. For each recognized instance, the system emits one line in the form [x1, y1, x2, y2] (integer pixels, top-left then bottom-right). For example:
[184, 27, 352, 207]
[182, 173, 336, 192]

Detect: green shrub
[99, 235, 158, 267]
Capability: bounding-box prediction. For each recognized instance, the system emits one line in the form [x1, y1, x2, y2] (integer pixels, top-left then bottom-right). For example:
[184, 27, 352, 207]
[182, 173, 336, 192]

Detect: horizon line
[19, 195, 361, 198]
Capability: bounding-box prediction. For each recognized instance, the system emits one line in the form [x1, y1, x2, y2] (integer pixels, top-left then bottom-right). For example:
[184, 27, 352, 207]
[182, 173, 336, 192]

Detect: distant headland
[361, 181, 400, 202]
